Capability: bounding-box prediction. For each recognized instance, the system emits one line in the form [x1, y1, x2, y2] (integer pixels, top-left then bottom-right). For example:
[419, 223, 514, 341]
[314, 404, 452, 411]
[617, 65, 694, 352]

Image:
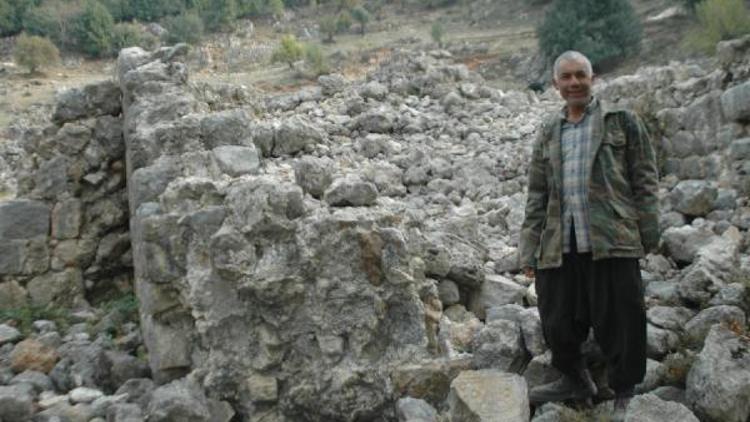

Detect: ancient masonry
[0, 35, 749, 421]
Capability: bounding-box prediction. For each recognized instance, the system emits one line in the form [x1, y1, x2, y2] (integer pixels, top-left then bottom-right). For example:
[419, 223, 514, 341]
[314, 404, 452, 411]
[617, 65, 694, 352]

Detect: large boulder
[0, 199, 50, 240]
[686, 325, 750, 422]
[447, 370, 529, 422]
[721, 80, 750, 122]
[623, 393, 699, 422]
[53, 80, 122, 124]
[669, 180, 717, 217]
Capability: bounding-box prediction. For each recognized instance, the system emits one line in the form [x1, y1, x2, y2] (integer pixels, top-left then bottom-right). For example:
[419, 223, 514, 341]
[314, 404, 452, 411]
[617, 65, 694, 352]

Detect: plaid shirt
[559, 98, 599, 253]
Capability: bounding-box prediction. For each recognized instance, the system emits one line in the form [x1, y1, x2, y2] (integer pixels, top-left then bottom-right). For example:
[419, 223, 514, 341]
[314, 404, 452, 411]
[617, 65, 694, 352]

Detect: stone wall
[0, 79, 130, 311]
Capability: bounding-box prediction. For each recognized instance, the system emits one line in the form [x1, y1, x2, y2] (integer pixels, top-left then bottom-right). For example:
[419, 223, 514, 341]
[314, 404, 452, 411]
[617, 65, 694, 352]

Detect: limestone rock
[472, 319, 526, 372]
[468, 274, 525, 320]
[0, 199, 50, 240]
[53, 80, 122, 124]
[213, 145, 260, 177]
[624, 393, 699, 422]
[0, 323, 21, 346]
[10, 339, 60, 373]
[294, 156, 334, 198]
[448, 370, 529, 422]
[721, 80, 750, 122]
[396, 397, 438, 422]
[686, 325, 750, 422]
[684, 305, 747, 343]
[670, 180, 717, 216]
[0, 384, 34, 422]
[323, 176, 378, 206]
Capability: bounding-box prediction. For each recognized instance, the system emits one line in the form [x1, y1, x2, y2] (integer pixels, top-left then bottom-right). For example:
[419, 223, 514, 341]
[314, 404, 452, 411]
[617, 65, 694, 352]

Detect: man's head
[552, 51, 594, 110]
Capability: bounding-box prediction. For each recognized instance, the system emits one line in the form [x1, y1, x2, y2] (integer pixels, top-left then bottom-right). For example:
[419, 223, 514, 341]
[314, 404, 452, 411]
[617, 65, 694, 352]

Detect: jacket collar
[547, 97, 618, 192]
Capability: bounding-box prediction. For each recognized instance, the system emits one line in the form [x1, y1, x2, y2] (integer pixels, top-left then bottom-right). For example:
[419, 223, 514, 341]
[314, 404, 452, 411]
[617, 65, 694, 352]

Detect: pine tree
[202, 0, 237, 31]
[74, 0, 115, 57]
[350, 5, 369, 35]
[537, 0, 642, 71]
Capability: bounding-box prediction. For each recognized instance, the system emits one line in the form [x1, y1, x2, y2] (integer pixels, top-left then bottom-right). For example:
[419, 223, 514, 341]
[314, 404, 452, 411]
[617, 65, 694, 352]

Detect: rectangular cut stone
[721, 81, 750, 122]
[0, 200, 50, 240]
[52, 199, 82, 240]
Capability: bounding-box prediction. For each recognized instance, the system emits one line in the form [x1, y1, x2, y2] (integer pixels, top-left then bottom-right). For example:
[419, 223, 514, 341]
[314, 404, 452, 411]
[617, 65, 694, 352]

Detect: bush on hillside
[268, 0, 285, 18]
[163, 11, 205, 45]
[112, 22, 158, 54]
[350, 5, 370, 35]
[336, 11, 352, 33]
[0, 0, 37, 36]
[681, 0, 705, 12]
[73, 0, 115, 57]
[537, 0, 642, 72]
[686, 0, 750, 53]
[202, 0, 237, 31]
[271, 34, 303, 68]
[14, 33, 60, 73]
[25, 1, 88, 51]
[304, 43, 329, 76]
[320, 15, 337, 42]
[431, 21, 444, 46]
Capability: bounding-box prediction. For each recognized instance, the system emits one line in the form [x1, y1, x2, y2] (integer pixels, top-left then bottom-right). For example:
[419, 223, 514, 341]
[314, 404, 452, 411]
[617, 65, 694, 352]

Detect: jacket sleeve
[624, 111, 660, 253]
[519, 122, 549, 269]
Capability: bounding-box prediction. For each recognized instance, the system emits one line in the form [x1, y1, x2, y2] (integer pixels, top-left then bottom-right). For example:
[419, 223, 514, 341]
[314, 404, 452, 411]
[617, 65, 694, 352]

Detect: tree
[350, 5, 369, 35]
[14, 33, 60, 73]
[23, 1, 81, 50]
[163, 11, 204, 44]
[336, 12, 352, 33]
[319, 15, 337, 42]
[304, 43, 329, 76]
[0, 0, 37, 36]
[74, 0, 115, 57]
[537, 0, 642, 72]
[431, 21, 444, 46]
[112, 22, 158, 54]
[202, 0, 237, 31]
[268, 0, 284, 19]
[271, 34, 303, 68]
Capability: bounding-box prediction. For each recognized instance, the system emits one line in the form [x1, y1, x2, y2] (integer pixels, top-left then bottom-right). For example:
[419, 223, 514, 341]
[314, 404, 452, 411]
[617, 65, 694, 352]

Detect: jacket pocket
[609, 200, 637, 220]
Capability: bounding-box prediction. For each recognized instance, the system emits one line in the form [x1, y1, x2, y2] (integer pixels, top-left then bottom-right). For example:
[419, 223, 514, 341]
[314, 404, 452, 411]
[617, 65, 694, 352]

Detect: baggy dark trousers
[535, 229, 647, 393]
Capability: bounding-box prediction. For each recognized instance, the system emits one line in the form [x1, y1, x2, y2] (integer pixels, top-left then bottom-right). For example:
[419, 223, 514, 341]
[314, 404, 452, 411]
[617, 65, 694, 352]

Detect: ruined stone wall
[0, 80, 131, 311]
[118, 46, 438, 421]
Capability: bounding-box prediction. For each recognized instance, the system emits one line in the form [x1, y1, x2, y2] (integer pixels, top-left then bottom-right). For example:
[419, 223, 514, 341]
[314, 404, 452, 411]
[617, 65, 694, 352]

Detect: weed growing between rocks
[0, 304, 71, 336]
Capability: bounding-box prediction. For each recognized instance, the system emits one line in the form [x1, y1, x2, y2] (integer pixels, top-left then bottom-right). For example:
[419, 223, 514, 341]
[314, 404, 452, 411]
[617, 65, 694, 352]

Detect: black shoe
[574, 362, 598, 397]
[529, 373, 595, 405]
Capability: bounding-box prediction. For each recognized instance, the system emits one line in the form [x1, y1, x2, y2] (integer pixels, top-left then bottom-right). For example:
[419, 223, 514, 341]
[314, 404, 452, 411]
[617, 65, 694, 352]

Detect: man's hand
[523, 267, 535, 279]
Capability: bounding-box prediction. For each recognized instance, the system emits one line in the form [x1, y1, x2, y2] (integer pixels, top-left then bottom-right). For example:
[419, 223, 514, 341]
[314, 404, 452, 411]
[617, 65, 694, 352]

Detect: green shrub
[0, 303, 70, 335]
[163, 11, 204, 44]
[686, 0, 750, 53]
[304, 43, 329, 75]
[14, 33, 60, 73]
[320, 15, 337, 42]
[431, 21, 444, 46]
[350, 5, 369, 35]
[112, 22, 158, 54]
[271, 34, 303, 68]
[336, 11, 352, 33]
[74, 0, 115, 57]
[537, 0, 642, 71]
[0, 0, 36, 36]
[682, 0, 704, 12]
[268, 0, 284, 18]
[202, 0, 237, 31]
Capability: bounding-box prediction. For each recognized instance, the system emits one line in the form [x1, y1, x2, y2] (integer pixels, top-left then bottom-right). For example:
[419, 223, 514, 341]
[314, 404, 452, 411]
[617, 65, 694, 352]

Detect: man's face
[553, 59, 594, 109]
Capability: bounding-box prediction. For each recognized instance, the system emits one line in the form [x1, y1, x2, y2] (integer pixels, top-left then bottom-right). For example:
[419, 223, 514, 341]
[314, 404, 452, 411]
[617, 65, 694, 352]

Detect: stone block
[0, 200, 50, 239]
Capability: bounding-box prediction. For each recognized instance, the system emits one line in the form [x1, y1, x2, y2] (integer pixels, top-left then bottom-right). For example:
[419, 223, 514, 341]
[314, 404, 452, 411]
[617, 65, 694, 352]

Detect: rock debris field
[0, 36, 749, 422]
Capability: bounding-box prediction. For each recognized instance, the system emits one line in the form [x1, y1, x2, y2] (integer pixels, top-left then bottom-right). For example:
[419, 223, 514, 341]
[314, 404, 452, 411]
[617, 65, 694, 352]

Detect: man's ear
[552, 77, 558, 89]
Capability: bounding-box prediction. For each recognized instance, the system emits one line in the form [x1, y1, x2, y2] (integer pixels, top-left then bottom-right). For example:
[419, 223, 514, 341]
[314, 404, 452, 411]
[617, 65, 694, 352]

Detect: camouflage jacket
[519, 99, 660, 270]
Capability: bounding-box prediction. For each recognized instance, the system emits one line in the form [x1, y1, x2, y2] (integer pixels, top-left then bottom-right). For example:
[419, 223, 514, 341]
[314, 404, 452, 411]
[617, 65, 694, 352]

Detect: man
[519, 51, 659, 420]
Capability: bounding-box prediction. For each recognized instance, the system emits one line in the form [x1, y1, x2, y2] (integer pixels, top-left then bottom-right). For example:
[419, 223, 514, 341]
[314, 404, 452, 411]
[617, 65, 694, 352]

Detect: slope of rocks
[0, 36, 748, 422]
